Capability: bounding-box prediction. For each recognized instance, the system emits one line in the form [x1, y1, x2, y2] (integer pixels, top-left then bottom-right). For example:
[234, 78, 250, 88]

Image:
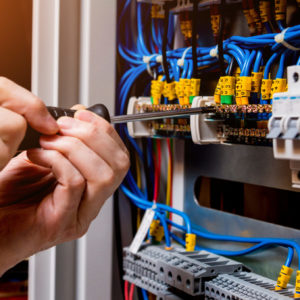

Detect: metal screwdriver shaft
[19, 104, 216, 150]
[46, 105, 216, 124]
[109, 106, 216, 124]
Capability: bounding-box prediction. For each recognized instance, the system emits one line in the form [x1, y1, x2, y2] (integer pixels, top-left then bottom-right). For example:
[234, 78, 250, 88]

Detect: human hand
[0, 77, 58, 170]
[0, 109, 130, 275]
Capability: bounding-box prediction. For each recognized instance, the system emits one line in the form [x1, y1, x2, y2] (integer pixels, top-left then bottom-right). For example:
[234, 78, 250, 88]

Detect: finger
[71, 104, 86, 111]
[0, 77, 58, 135]
[56, 116, 130, 172]
[27, 148, 86, 216]
[75, 110, 128, 153]
[40, 135, 121, 221]
[0, 107, 27, 170]
[39, 135, 119, 189]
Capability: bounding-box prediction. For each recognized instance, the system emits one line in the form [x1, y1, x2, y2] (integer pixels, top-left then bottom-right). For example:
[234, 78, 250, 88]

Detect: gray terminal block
[205, 272, 294, 300]
[156, 248, 244, 296]
[124, 246, 183, 299]
[123, 245, 245, 297]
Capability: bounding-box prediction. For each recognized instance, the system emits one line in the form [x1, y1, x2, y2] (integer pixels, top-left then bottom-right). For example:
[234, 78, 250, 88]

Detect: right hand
[0, 110, 130, 275]
[0, 77, 59, 170]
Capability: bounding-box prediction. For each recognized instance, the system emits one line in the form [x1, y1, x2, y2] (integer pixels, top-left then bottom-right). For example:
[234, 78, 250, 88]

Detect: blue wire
[285, 247, 294, 267]
[277, 20, 285, 31]
[141, 289, 149, 300]
[156, 212, 171, 247]
[117, 7, 300, 270]
[120, 185, 192, 233]
[276, 51, 287, 78]
[167, 219, 300, 269]
[253, 50, 263, 73]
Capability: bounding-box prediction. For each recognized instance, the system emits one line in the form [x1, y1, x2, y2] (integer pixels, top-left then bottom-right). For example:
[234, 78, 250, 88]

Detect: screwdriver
[19, 104, 216, 150]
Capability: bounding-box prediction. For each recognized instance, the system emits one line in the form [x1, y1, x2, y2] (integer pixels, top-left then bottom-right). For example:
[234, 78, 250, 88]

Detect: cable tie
[156, 55, 166, 75]
[210, 46, 219, 58]
[143, 55, 157, 78]
[177, 47, 192, 67]
[275, 28, 300, 51]
[156, 55, 163, 63]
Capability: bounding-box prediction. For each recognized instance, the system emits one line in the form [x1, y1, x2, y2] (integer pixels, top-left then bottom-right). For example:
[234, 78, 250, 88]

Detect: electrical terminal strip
[123, 246, 201, 299]
[205, 272, 295, 300]
[267, 65, 300, 189]
[123, 271, 182, 300]
[155, 247, 244, 296]
[127, 96, 271, 146]
[127, 96, 222, 143]
[123, 245, 244, 297]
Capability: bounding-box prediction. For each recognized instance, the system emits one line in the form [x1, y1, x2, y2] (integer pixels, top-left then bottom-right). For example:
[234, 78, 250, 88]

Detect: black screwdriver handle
[46, 104, 111, 122]
[19, 104, 111, 151]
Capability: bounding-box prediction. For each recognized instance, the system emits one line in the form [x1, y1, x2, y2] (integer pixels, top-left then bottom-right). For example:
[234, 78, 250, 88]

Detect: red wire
[153, 140, 161, 202]
[124, 281, 129, 300]
[167, 139, 173, 221]
[129, 284, 135, 300]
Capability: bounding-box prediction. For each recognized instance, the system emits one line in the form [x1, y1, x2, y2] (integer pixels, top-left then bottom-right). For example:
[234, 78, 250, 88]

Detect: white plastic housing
[127, 97, 153, 138]
[270, 66, 300, 160]
[190, 96, 222, 144]
[268, 65, 300, 189]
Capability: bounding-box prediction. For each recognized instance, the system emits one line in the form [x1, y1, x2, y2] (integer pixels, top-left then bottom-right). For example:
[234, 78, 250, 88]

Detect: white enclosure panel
[29, 0, 80, 299]
[29, 249, 56, 300]
[76, 1, 117, 299]
[31, 0, 60, 106]
[172, 140, 185, 226]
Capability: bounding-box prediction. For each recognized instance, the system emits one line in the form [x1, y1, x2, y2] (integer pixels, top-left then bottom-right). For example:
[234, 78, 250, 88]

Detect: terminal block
[127, 96, 221, 142]
[123, 245, 201, 299]
[127, 97, 271, 146]
[268, 65, 300, 188]
[123, 245, 244, 298]
[155, 247, 244, 296]
[205, 272, 294, 299]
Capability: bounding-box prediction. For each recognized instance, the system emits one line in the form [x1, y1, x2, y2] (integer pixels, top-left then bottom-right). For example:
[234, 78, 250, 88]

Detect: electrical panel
[116, 0, 300, 299]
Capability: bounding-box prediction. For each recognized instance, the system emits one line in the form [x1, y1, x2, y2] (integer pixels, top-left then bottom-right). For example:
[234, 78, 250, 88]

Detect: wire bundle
[117, 1, 300, 297]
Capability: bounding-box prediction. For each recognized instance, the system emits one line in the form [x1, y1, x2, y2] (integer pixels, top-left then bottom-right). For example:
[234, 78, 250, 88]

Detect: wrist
[0, 207, 40, 276]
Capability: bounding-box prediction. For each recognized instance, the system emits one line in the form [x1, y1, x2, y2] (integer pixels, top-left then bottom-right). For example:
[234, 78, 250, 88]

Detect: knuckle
[64, 136, 82, 151]
[100, 120, 114, 135]
[13, 114, 27, 134]
[102, 168, 115, 187]
[29, 96, 44, 111]
[65, 225, 86, 241]
[118, 151, 130, 173]
[69, 174, 85, 190]
[76, 225, 89, 239]
[49, 150, 62, 161]
[85, 123, 98, 140]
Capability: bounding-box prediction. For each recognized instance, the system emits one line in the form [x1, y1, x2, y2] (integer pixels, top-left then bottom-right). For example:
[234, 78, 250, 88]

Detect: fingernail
[46, 115, 59, 132]
[75, 110, 94, 122]
[57, 117, 74, 129]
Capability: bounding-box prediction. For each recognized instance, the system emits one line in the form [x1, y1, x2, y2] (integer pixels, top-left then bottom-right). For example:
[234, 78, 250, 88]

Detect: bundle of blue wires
[117, 0, 300, 276]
